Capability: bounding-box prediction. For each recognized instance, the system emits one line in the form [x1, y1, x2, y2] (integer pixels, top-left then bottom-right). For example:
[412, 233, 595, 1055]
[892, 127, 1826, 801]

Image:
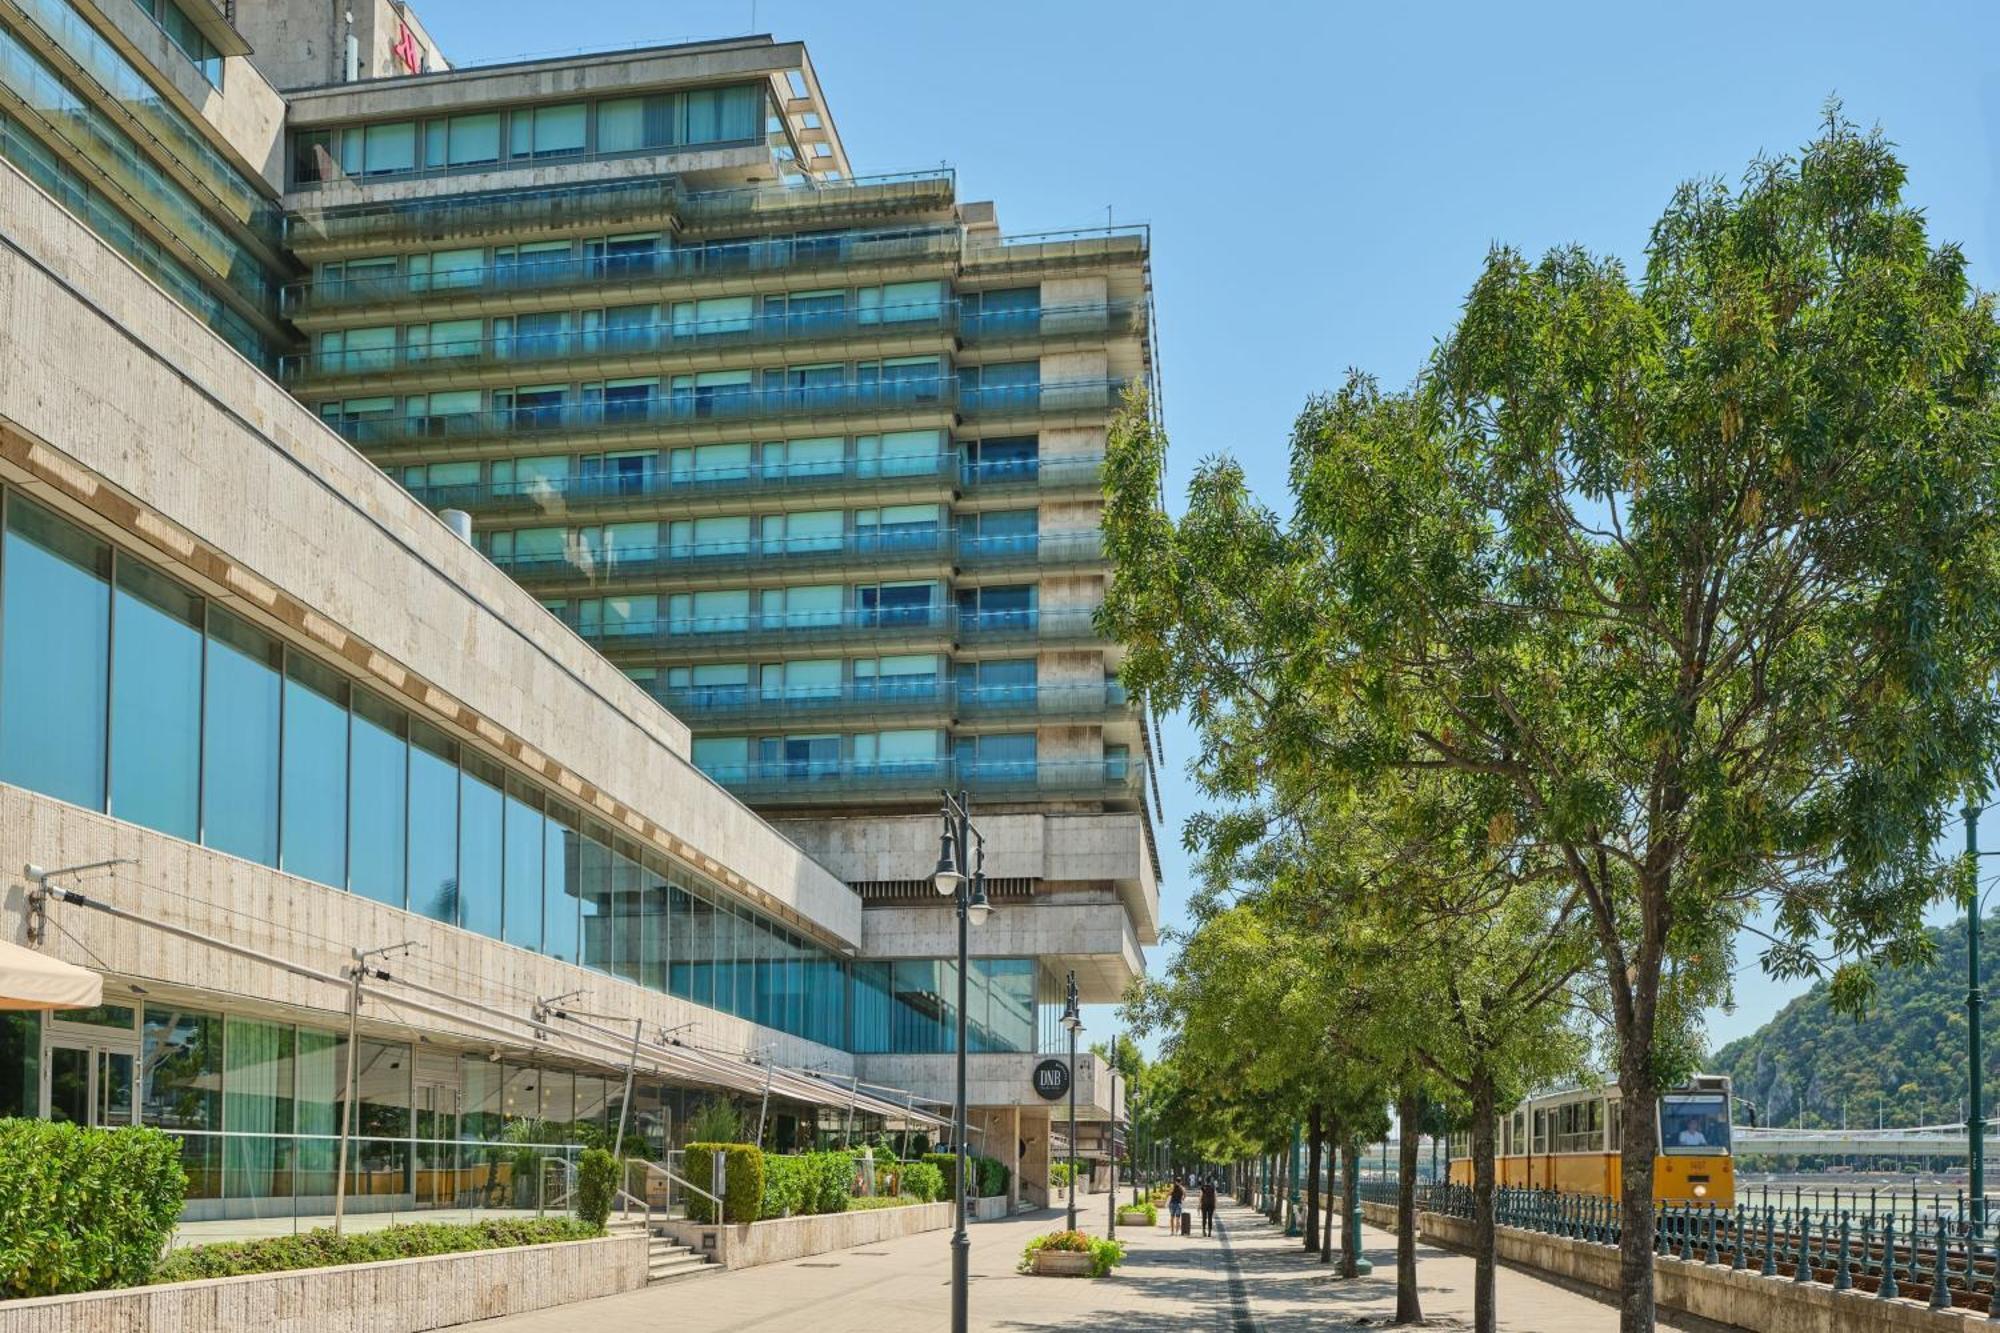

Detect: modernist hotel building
[0, 0, 1158, 1219]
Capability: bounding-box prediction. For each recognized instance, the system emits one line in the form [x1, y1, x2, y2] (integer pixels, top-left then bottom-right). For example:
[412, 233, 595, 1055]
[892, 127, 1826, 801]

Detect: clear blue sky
[410, 0, 2000, 1055]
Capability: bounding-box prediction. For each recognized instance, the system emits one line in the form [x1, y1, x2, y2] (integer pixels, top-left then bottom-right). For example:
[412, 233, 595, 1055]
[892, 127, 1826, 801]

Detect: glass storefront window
[143, 1006, 222, 1198]
[222, 1017, 294, 1202]
[0, 495, 109, 808]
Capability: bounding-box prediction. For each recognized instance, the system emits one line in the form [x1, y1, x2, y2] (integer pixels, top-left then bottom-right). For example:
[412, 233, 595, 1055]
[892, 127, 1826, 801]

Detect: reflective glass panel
[501, 781, 543, 951]
[281, 654, 349, 887]
[408, 720, 459, 924]
[0, 497, 109, 808]
[349, 688, 408, 909]
[202, 608, 281, 866]
[457, 754, 503, 939]
[544, 817, 580, 964]
[109, 559, 201, 838]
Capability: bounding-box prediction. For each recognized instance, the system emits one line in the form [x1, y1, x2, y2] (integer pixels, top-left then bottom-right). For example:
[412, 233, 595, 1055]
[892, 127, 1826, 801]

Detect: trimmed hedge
[758, 1153, 809, 1220]
[758, 1151, 858, 1218]
[575, 1148, 618, 1228]
[151, 1219, 600, 1284]
[0, 1119, 186, 1297]
[846, 1195, 925, 1211]
[685, 1143, 764, 1223]
[899, 1160, 945, 1203]
[924, 1151, 1009, 1199]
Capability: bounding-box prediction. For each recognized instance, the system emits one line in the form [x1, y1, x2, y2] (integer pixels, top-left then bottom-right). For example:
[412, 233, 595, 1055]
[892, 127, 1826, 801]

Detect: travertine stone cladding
[0, 785, 849, 1067]
[0, 154, 859, 944]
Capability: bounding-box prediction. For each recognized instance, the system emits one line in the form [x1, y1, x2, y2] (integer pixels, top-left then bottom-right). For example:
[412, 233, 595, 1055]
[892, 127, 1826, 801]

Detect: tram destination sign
[1032, 1059, 1071, 1101]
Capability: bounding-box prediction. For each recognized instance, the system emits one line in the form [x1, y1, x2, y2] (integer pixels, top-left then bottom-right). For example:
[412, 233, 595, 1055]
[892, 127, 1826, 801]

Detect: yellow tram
[1447, 1074, 1734, 1207]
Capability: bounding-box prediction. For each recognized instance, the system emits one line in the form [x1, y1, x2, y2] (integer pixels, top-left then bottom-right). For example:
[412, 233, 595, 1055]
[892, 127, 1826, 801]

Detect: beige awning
[0, 941, 100, 1010]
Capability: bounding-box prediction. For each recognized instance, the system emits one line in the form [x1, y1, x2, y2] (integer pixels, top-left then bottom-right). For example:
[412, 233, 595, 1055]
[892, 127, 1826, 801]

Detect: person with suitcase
[1169, 1179, 1185, 1234]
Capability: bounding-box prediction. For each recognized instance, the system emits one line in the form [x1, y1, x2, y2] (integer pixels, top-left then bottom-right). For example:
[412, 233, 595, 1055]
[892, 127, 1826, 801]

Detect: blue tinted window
[348, 689, 407, 909]
[281, 655, 349, 887]
[579, 834, 613, 974]
[1, 498, 110, 809]
[610, 850, 644, 985]
[687, 889, 714, 1006]
[457, 755, 503, 939]
[407, 721, 459, 923]
[202, 608, 280, 865]
[501, 782, 543, 952]
[638, 864, 668, 992]
[667, 884, 693, 999]
[109, 559, 201, 838]
[543, 816, 579, 964]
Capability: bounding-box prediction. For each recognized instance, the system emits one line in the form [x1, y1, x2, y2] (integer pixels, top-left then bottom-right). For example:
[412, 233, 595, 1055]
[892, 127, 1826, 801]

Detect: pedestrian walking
[1200, 1177, 1218, 1236]
[1169, 1179, 1185, 1235]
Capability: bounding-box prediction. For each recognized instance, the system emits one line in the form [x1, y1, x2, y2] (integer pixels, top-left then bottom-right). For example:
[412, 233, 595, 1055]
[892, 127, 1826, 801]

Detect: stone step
[648, 1252, 717, 1283]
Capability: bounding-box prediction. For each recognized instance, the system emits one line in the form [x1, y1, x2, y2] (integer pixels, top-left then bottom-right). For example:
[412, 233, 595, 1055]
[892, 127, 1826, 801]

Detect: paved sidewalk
[451, 1202, 1743, 1331]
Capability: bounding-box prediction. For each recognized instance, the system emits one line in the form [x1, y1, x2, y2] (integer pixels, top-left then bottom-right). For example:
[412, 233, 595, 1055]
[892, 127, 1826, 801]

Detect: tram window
[1531, 1109, 1546, 1154]
[1609, 1100, 1622, 1151]
[1660, 1093, 1729, 1154]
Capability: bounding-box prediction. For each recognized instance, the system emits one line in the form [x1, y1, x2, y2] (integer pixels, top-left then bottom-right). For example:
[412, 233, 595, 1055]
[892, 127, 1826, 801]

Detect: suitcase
[1180, 1213, 1192, 1235]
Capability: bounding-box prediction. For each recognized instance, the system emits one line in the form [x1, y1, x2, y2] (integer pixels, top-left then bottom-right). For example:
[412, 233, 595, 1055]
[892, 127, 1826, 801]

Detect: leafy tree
[1103, 113, 2000, 1332]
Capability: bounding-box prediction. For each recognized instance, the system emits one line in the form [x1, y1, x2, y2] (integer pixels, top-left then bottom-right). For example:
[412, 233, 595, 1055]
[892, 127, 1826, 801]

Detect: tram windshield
[1658, 1093, 1730, 1155]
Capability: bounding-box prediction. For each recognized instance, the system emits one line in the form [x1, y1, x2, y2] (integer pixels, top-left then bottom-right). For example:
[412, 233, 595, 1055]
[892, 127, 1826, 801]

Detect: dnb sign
[1032, 1059, 1071, 1101]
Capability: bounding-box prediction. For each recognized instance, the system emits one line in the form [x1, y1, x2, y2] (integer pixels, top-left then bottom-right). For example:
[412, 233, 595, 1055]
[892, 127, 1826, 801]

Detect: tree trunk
[1395, 1081, 1423, 1324]
[1471, 1068, 1498, 1333]
[1321, 1116, 1338, 1264]
[1341, 1137, 1361, 1279]
[1618, 1045, 1660, 1333]
[1306, 1105, 1324, 1252]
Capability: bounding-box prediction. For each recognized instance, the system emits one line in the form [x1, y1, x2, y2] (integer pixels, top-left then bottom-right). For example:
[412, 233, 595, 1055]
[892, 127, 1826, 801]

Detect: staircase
[608, 1216, 720, 1285]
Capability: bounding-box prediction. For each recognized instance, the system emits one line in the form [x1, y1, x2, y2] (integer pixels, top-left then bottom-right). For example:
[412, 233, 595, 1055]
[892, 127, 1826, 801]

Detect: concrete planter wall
[1396, 1205, 1983, 1333]
[0, 1234, 647, 1333]
[661, 1200, 951, 1270]
[969, 1195, 1010, 1222]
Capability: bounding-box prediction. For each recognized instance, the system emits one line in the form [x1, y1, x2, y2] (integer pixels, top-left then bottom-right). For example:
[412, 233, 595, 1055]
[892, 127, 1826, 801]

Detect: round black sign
[1033, 1058, 1072, 1101]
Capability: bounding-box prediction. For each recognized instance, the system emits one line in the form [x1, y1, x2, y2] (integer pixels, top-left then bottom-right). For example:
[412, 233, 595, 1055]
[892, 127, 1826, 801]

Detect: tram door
[415, 1081, 461, 1209]
[42, 1039, 137, 1128]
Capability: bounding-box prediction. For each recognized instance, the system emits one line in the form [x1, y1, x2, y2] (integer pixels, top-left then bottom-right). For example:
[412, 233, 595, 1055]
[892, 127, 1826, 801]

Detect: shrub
[1119, 1200, 1159, 1225]
[846, 1195, 923, 1210]
[801, 1150, 856, 1214]
[899, 1160, 945, 1203]
[684, 1143, 765, 1223]
[759, 1154, 809, 1219]
[686, 1098, 745, 1146]
[575, 1148, 618, 1228]
[151, 1218, 600, 1284]
[0, 1119, 186, 1297]
[924, 1151, 1009, 1199]
[1018, 1229, 1123, 1277]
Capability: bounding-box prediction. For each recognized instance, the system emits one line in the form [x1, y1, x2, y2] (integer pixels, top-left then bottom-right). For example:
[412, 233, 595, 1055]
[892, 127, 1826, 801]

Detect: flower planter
[1118, 1209, 1153, 1226]
[1032, 1248, 1096, 1277]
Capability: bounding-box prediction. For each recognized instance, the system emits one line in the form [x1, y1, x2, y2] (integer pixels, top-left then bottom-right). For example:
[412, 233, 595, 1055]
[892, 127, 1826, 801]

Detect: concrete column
[1009, 1106, 1022, 1214]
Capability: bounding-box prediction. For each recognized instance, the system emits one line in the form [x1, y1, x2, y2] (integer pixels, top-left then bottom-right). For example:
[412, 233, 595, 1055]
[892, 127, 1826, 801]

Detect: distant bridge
[1734, 1122, 1997, 1156]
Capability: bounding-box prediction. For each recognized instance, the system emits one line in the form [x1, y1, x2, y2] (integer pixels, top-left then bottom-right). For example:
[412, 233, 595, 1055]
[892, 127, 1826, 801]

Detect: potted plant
[1117, 1199, 1158, 1227]
[1020, 1230, 1124, 1278]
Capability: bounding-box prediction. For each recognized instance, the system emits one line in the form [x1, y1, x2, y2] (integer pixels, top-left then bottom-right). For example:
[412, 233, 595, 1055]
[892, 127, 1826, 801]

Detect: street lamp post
[931, 789, 993, 1333]
[1107, 1039, 1119, 1240]
[1969, 801, 1987, 1233]
[1061, 971, 1082, 1233]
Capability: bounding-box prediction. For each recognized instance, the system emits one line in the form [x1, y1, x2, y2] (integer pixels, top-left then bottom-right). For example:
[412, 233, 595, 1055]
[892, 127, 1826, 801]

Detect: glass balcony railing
[325, 379, 1129, 449]
[652, 679, 1132, 725]
[674, 169, 957, 227]
[553, 605, 1105, 652]
[284, 226, 964, 311]
[283, 170, 959, 251]
[962, 224, 1151, 271]
[696, 756, 1145, 804]
[397, 453, 1105, 515]
[284, 177, 681, 249]
[285, 303, 1135, 381]
[491, 528, 957, 582]
[407, 453, 961, 512]
[487, 529, 1102, 585]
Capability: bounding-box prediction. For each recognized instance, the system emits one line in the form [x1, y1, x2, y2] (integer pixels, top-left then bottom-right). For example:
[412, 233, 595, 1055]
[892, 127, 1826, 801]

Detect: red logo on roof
[392, 21, 420, 74]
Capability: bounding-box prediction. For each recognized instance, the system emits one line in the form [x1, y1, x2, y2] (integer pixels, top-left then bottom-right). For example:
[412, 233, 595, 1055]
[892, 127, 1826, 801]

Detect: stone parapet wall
[659, 1200, 951, 1270]
[0, 1235, 647, 1333]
